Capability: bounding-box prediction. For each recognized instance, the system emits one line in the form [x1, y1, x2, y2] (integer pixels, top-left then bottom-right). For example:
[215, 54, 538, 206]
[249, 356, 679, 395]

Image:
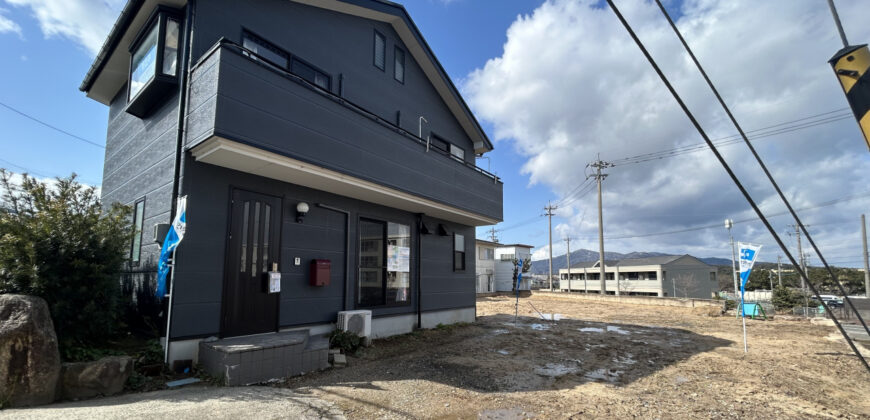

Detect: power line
[0, 158, 52, 179]
[0, 101, 105, 149]
[609, 0, 868, 369]
[611, 110, 852, 166]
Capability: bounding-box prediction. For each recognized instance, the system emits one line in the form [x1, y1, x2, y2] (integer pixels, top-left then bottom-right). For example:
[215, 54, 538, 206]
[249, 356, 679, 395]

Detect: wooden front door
[222, 188, 282, 337]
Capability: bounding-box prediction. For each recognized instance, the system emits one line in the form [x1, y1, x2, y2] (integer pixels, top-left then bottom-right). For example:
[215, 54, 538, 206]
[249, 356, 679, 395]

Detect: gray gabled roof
[616, 255, 683, 267]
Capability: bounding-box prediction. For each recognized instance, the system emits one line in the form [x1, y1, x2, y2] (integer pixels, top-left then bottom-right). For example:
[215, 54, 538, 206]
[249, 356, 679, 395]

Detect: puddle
[583, 368, 623, 382]
[539, 313, 564, 321]
[606, 326, 630, 335]
[491, 329, 510, 335]
[479, 408, 535, 420]
[578, 327, 604, 333]
[497, 349, 510, 355]
[613, 353, 636, 365]
[530, 323, 550, 331]
[535, 363, 580, 377]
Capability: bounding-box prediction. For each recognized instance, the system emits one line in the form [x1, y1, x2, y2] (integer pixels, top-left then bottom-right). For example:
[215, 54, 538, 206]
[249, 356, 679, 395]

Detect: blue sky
[1, 0, 868, 267]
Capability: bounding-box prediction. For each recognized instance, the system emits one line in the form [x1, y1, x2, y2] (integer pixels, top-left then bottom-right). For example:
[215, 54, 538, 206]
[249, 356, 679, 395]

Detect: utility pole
[565, 237, 572, 292]
[588, 156, 613, 295]
[726, 219, 738, 317]
[487, 226, 499, 243]
[862, 214, 870, 298]
[777, 255, 782, 287]
[544, 201, 558, 292]
[788, 224, 808, 291]
[768, 270, 774, 291]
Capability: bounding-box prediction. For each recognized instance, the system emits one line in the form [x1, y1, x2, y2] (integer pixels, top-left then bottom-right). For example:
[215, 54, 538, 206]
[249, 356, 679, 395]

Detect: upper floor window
[449, 144, 465, 162]
[242, 31, 331, 91]
[242, 31, 288, 68]
[291, 57, 330, 90]
[479, 248, 494, 260]
[394, 47, 405, 83]
[499, 253, 515, 261]
[126, 7, 182, 117]
[374, 30, 386, 70]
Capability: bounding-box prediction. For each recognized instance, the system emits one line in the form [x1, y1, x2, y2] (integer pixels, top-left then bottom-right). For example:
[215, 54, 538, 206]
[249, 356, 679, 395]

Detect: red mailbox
[310, 259, 331, 286]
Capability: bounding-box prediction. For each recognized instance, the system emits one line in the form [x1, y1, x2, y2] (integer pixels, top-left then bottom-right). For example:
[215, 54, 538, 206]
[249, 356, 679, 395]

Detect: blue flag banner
[737, 242, 762, 317]
[516, 259, 523, 290]
[156, 197, 187, 298]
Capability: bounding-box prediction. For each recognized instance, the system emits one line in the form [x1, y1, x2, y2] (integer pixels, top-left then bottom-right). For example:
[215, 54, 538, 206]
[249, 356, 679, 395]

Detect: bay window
[126, 7, 183, 117]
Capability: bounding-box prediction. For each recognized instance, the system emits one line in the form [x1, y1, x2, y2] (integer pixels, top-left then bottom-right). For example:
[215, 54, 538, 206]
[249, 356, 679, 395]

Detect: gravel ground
[1, 386, 344, 420]
[282, 294, 870, 419]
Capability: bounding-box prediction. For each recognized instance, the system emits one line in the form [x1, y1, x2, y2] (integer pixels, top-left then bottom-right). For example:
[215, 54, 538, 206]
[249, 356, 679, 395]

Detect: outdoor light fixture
[296, 202, 309, 223]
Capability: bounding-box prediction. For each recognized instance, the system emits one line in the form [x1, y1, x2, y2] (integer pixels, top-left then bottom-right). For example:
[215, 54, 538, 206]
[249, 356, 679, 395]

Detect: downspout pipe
[164, 0, 195, 365]
[417, 213, 424, 329]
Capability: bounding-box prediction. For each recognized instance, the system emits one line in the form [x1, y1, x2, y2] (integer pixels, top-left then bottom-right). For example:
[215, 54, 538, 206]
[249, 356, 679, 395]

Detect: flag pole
[741, 286, 747, 353]
[163, 249, 178, 365]
[514, 259, 521, 325]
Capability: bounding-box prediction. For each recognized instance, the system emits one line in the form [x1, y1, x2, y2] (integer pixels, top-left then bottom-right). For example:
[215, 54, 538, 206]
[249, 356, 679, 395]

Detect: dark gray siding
[190, 0, 474, 159]
[101, 86, 179, 272]
[185, 46, 502, 220]
[170, 160, 476, 339]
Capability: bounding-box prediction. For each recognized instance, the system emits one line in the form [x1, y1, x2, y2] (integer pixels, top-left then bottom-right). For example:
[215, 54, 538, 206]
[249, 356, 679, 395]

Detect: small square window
[374, 30, 385, 70]
[394, 47, 405, 83]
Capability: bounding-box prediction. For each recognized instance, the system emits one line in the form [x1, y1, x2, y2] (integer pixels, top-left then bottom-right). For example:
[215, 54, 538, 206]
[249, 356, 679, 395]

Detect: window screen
[374, 31, 385, 70]
[394, 47, 405, 82]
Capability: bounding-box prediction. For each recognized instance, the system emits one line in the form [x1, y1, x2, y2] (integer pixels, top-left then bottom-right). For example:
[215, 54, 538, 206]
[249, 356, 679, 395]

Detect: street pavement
[1, 386, 345, 420]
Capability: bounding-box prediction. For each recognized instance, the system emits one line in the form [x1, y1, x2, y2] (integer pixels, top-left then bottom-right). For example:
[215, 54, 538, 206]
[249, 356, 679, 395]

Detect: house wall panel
[169, 161, 476, 339]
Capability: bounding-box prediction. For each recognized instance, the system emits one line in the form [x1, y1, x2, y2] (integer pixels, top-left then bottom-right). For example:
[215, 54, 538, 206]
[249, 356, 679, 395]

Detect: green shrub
[771, 285, 813, 311]
[329, 329, 362, 354]
[0, 170, 131, 356]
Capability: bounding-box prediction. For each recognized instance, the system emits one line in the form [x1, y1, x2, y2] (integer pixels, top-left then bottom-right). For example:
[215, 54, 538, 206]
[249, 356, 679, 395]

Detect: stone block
[60, 356, 133, 400]
[0, 295, 61, 407]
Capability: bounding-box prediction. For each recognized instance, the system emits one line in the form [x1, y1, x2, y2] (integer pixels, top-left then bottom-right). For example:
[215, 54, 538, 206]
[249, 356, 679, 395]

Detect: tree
[0, 170, 131, 355]
[511, 258, 532, 291]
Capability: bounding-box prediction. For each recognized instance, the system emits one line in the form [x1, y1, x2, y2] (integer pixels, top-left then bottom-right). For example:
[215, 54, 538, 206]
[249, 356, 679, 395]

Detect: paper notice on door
[387, 245, 410, 272]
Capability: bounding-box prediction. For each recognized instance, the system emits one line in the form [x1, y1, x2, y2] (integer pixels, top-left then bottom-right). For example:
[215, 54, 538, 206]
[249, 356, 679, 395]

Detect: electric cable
[0, 101, 105, 149]
[653, 0, 869, 341]
[607, 0, 869, 372]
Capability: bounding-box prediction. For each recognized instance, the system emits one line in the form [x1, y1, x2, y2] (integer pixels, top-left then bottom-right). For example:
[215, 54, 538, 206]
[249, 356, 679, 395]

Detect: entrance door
[222, 188, 282, 337]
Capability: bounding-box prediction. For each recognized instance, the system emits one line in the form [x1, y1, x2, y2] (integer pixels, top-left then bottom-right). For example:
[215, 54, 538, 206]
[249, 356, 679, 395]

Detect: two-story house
[81, 0, 503, 368]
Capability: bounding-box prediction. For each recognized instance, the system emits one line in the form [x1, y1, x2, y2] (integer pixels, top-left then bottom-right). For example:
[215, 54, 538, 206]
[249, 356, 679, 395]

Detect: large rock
[0, 294, 61, 407]
[60, 356, 133, 400]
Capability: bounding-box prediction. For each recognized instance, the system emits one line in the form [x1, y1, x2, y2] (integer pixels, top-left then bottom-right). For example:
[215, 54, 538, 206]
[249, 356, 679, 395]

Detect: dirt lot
[284, 294, 870, 419]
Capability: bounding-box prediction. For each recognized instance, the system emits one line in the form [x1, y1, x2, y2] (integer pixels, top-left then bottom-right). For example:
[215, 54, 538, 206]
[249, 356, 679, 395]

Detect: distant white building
[558, 255, 717, 299]
[475, 240, 534, 293]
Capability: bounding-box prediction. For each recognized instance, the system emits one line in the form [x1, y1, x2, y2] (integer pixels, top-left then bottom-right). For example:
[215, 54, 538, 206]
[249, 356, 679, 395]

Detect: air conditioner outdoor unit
[337, 310, 372, 341]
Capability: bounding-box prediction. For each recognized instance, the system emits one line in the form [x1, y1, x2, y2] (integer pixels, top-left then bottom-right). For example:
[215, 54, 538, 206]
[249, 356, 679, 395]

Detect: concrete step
[199, 330, 328, 386]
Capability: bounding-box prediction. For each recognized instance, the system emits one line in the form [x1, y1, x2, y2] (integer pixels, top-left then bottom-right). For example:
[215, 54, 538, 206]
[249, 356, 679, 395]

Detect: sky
[0, 0, 868, 267]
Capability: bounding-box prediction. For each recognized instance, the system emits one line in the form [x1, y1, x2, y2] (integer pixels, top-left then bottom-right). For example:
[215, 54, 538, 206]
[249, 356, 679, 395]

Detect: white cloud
[4, 0, 124, 55]
[0, 7, 22, 36]
[465, 0, 870, 264]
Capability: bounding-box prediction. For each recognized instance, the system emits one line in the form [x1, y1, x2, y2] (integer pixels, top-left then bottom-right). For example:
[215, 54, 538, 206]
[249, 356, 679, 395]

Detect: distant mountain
[700, 257, 732, 266]
[528, 249, 750, 275]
